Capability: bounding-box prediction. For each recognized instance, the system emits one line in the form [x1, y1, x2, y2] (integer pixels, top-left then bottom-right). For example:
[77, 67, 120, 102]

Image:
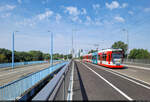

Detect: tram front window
[112, 52, 123, 64]
[112, 53, 122, 59]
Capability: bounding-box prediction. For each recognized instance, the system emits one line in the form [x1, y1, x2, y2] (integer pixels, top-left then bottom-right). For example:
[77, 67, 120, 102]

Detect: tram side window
[102, 54, 106, 61]
[92, 56, 94, 59]
[92, 55, 96, 60]
[98, 55, 101, 60]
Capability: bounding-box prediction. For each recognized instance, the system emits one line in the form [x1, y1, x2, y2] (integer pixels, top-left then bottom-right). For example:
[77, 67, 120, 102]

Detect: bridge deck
[0, 62, 59, 86]
[72, 61, 150, 100]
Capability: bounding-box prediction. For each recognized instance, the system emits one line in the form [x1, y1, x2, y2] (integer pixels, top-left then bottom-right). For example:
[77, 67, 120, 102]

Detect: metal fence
[32, 60, 72, 100]
[124, 59, 150, 64]
[0, 61, 49, 68]
[0, 61, 68, 100]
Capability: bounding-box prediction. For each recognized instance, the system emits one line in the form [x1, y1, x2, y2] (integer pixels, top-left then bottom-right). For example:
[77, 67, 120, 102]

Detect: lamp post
[48, 31, 53, 66]
[12, 31, 19, 69]
[72, 30, 74, 59]
[72, 29, 79, 59]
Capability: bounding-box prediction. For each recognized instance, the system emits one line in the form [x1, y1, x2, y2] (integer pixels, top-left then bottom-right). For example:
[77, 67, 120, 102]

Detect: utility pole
[72, 29, 79, 59]
[12, 32, 14, 69]
[48, 31, 53, 66]
[51, 32, 53, 66]
[12, 31, 18, 69]
[72, 30, 74, 59]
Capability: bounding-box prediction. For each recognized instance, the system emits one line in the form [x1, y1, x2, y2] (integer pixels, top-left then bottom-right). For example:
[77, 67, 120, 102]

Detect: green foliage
[0, 48, 12, 62]
[0, 54, 6, 63]
[53, 53, 72, 60]
[29, 50, 44, 61]
[111, 41, 128, 54]
[129, 49, 150, 59]
[0, 48, 72, 63]
[88, 49, 97, 54]
[43, 53, 50, 60]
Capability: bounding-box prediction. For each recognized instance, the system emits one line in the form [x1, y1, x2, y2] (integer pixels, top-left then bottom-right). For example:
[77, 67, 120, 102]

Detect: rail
[0, 61, 68, 100]
[32, 60, 72, 100]
[124, 59, 150, 64]
[0, 61, 49, 68]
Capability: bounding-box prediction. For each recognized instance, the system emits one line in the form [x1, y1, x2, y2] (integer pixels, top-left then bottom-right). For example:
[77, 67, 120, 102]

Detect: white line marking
[124, 64, 150, 71]
[80, 62, 133, 101]
[88, 63, 150, 88]
[87, 62, 150, 90]
[71, 61, 74, 100]
[67, 61, 74, 100]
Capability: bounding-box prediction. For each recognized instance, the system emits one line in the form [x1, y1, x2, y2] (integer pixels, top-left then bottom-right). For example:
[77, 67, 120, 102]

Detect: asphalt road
[108, 64, 150, 84]
[0, 62, 59, 86]
[72, 60, 150, 100]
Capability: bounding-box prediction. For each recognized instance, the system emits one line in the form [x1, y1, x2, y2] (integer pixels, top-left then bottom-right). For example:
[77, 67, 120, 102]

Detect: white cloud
[65, 6, 86, 16]
[56, 13, 62, 23]
[122, 3, 128, 8]
[128, 11, 134, 15]
[86, 16, 91, 21]
[81, 8, 87, 15]
[72, 16, 82, 23]
[92, 4, 100, 10]
[18, 0, 22, 3]
[114, 16, 125, 23]
[95, 18, 102, 26]
[16, 18, 35, 27]
[144, 8, 150, 12]
[106, 1, 119, 10]
[0, 5, 16, 11]
[0, 13, 11, 18]
[42, 0, 49, 4]
[92, 4, 100, 14]
[37, 10, 53, 20]
[85, 16, 93, 25]
[16, 10, 54, 27]
[64, 6, 80, 16]
[64, 6, 84, 23]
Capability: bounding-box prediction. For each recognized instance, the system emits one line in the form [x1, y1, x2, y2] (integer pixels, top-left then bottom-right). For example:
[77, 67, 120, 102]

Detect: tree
[88, 49, 97, 54]
[129, 49, 150, 59]
[0, 48, 73, 63]
[111, 41, 128, 54]
[0, 48, 12, 63]
[0, 54, 6, 63]
[43, 53, 50, 60]
[29, 50, 44, 61]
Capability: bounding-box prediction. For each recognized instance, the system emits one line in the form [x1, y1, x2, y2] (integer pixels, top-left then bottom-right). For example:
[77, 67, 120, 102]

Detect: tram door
[98, 54, 102, 64]
[100, 54, 102, 64]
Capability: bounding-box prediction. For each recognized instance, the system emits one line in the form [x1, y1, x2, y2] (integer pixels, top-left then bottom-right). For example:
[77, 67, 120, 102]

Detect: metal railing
[32, 60, 72, 100]
[0, 61, 68, 100]
[124, 59, 150, 64]
[0, 61, 49, 68]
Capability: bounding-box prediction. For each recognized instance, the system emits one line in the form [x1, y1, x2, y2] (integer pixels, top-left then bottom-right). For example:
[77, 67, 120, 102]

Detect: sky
[0, 0, 150, 54]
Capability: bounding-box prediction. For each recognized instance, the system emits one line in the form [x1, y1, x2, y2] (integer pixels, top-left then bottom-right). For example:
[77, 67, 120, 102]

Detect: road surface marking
[87, 62, 150, 90]
[67, 61, 74, 100]
[80, 62, 133, 101]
